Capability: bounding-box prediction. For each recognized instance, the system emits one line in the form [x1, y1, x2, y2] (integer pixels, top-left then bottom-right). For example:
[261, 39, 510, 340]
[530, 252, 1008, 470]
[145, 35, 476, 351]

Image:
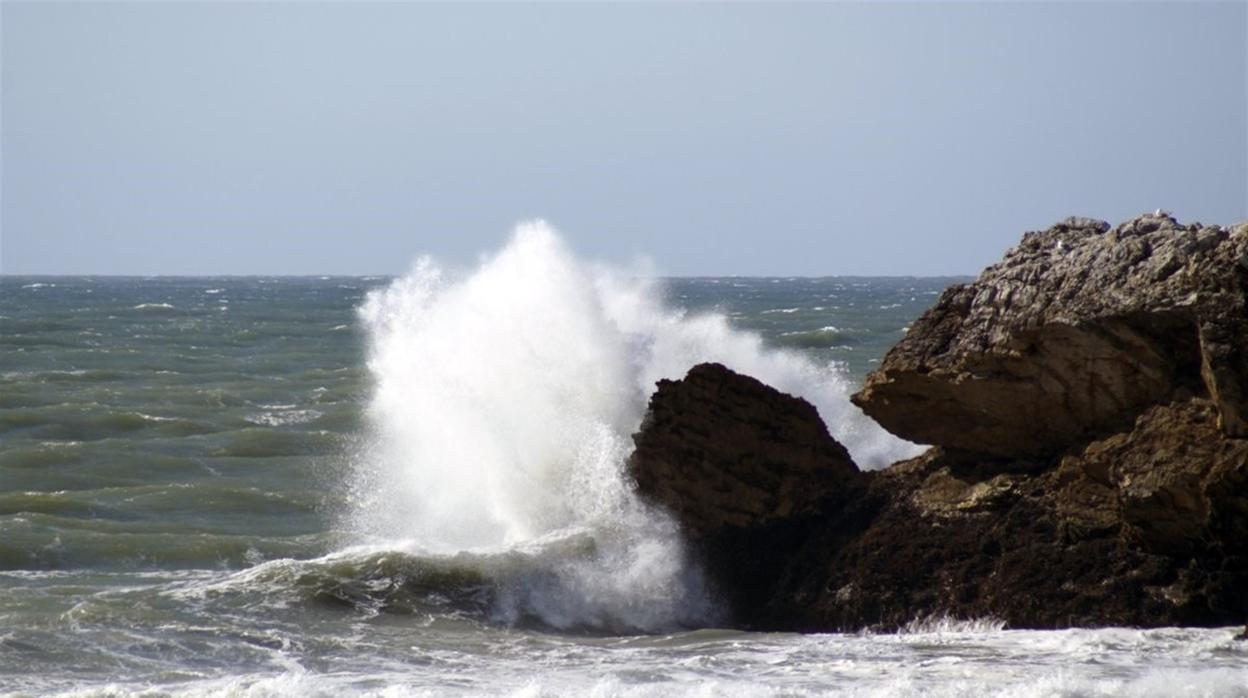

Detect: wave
[897, 615, 1007, 634]
[209, 428, 339, 458]
[342, 221, 919, 633]
[0, 514, 325, 571]
[775, 327, 860, 350]
[14, 620, 1248, 697]
[173, 543, 595, 624]
[0, 407, 214, 442]
[245, 409, 324, 427]
[170, 535, 720, 634]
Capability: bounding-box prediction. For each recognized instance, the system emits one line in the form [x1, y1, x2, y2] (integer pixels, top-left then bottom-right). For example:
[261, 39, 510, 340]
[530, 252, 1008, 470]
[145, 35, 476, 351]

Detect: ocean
[2, 226, 1245, 697]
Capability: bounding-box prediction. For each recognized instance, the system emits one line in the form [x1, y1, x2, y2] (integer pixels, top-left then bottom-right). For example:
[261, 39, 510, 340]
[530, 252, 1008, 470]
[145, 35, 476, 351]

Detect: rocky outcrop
[625, 362, 861, 617]
[627, 363, 859, 537]
[852, 213, 1248, 457]
[767, 398, 1248, 630]
[627, 214, 1248, 632]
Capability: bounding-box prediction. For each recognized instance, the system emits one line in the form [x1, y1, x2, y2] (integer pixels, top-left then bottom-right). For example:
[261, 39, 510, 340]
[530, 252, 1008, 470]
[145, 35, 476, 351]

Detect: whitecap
[245, 409, 323, 427]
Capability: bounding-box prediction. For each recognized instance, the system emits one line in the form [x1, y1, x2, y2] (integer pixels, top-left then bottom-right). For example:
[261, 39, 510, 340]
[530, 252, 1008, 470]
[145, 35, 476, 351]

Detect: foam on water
[18, 626, 1247, 697]
[345, 221, 919, 632]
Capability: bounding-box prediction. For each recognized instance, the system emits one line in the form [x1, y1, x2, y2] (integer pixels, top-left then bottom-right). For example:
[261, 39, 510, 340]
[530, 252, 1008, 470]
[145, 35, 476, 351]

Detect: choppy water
[2, 227, 1245, 696]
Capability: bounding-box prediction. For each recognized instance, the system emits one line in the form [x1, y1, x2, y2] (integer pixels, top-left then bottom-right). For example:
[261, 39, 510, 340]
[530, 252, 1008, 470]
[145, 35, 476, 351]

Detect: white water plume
[348, 220, 919, 631]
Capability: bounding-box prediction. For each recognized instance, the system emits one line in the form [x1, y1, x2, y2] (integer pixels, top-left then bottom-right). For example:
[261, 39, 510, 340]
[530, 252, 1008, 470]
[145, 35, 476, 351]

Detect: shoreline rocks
[851, 213, 1248, 458]
[627, 214, 1248, 632]
[625, 363, 862, 619]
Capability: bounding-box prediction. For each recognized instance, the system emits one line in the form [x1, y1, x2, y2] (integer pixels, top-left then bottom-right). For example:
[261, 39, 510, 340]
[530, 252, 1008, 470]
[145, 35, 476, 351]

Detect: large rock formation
[626, 362, 860, 617]
[770, 398, 1248, 630]
[852, 213, 1248, 457]
[627, 214, 1248, 632]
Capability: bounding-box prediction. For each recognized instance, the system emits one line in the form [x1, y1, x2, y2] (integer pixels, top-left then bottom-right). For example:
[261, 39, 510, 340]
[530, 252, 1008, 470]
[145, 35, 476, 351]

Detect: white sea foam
[135, 412, 178, 423]
[26, 626, 1248, 697]
[780, 325, 842, 337]
[897, 615, 1007, 634]
[348, 220, 920, 631]
[245, 409, 323, 427]
[132, 303, 175, 310]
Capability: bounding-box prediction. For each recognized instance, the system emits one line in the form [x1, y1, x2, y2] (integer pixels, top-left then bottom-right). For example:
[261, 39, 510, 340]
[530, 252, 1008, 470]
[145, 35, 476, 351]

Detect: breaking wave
[344, 220, 919, 631]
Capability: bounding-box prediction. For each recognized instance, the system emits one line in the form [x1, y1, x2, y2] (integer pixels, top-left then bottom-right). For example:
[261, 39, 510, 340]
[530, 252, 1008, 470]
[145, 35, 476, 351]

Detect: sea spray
[347, 220, 920, 630]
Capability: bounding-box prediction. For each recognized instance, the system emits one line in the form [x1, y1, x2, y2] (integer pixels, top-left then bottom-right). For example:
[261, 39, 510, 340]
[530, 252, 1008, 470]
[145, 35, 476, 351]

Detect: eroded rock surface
[766, 399, 1248, 630]
[852, 213, 1248, 457]
[628, 214, 1248, 632]
[625, 363, 862, 619]
[631, 379, 1248, 632]
[627, 362, 859, 538]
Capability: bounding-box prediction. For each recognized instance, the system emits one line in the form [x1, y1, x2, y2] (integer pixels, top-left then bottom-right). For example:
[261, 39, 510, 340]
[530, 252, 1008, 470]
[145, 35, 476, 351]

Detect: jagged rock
[626, 362, 861, 619]
[625, 215, 1248, 632]
[628, 379, 1248, 632]
[763, 398, 1248, 631]
[852, 213, 1248, 457]
[1058, 399, 1248, 556]
[627, 362, 859, 535]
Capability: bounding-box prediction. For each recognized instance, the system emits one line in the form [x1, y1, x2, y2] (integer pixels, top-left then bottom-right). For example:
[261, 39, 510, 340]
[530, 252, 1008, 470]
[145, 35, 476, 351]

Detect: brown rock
[852, 213, 1248, 457]
[1063, 400, 1248, 555]
[764, 399, 1248, 631]
[626, 362, 861, 621]
[624, 215, 1248, 632]
[627, 363, 860, 537]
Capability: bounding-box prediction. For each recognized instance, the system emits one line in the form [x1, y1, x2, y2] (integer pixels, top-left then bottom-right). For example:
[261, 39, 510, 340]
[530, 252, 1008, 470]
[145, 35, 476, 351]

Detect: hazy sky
[3, 1, 1245, 276]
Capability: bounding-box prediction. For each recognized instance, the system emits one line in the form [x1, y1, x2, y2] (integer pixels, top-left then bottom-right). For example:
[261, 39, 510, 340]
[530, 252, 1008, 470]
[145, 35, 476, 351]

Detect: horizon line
[0, 272, 978, 280]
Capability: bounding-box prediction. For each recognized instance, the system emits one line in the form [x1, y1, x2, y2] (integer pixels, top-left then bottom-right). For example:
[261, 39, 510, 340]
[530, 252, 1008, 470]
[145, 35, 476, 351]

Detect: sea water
[1, 223, 1244, 697]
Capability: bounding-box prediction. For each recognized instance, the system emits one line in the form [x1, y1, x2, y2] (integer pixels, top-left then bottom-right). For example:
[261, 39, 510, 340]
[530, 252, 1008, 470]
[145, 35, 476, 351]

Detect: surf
[343, 221, 920, 631]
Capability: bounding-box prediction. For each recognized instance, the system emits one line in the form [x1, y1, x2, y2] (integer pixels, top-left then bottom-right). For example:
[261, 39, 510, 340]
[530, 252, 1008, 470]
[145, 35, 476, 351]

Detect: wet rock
[625, 214, 1248, 632]
[852, 213, 1248, 457]
[626, 362, 861, 621]
[634, 390, 1248, 632]
[627, 363, 859, 536]
[770, 398, 1248, 631]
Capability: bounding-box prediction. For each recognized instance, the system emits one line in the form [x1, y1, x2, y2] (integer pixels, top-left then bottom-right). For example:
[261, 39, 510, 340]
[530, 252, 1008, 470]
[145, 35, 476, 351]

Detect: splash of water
[347, 220, 919, 631]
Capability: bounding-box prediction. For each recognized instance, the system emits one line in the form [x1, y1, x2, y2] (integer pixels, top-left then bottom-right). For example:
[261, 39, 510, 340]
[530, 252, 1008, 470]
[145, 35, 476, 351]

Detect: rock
[627, 363, 859, 535]
[624, 214, 1248, 632]
[852, 213, 1248, 457]
[1060, 400, 1248, 556]
[637, 391, 1248, 632]
[626, 362, 862, 622]
[771, 398, 1248, 631]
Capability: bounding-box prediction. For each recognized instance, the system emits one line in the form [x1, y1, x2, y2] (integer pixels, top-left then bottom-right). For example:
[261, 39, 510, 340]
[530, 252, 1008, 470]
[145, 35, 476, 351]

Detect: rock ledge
[627, 214, 1248, 631]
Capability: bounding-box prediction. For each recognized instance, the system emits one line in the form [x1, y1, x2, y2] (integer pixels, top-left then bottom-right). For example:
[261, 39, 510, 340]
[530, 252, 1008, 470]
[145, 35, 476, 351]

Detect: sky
[2, 1, 1245, 276]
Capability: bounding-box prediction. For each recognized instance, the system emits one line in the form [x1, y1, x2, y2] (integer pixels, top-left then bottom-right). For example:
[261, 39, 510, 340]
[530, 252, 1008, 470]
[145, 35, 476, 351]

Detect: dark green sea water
[1, 274, 1244, 697]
